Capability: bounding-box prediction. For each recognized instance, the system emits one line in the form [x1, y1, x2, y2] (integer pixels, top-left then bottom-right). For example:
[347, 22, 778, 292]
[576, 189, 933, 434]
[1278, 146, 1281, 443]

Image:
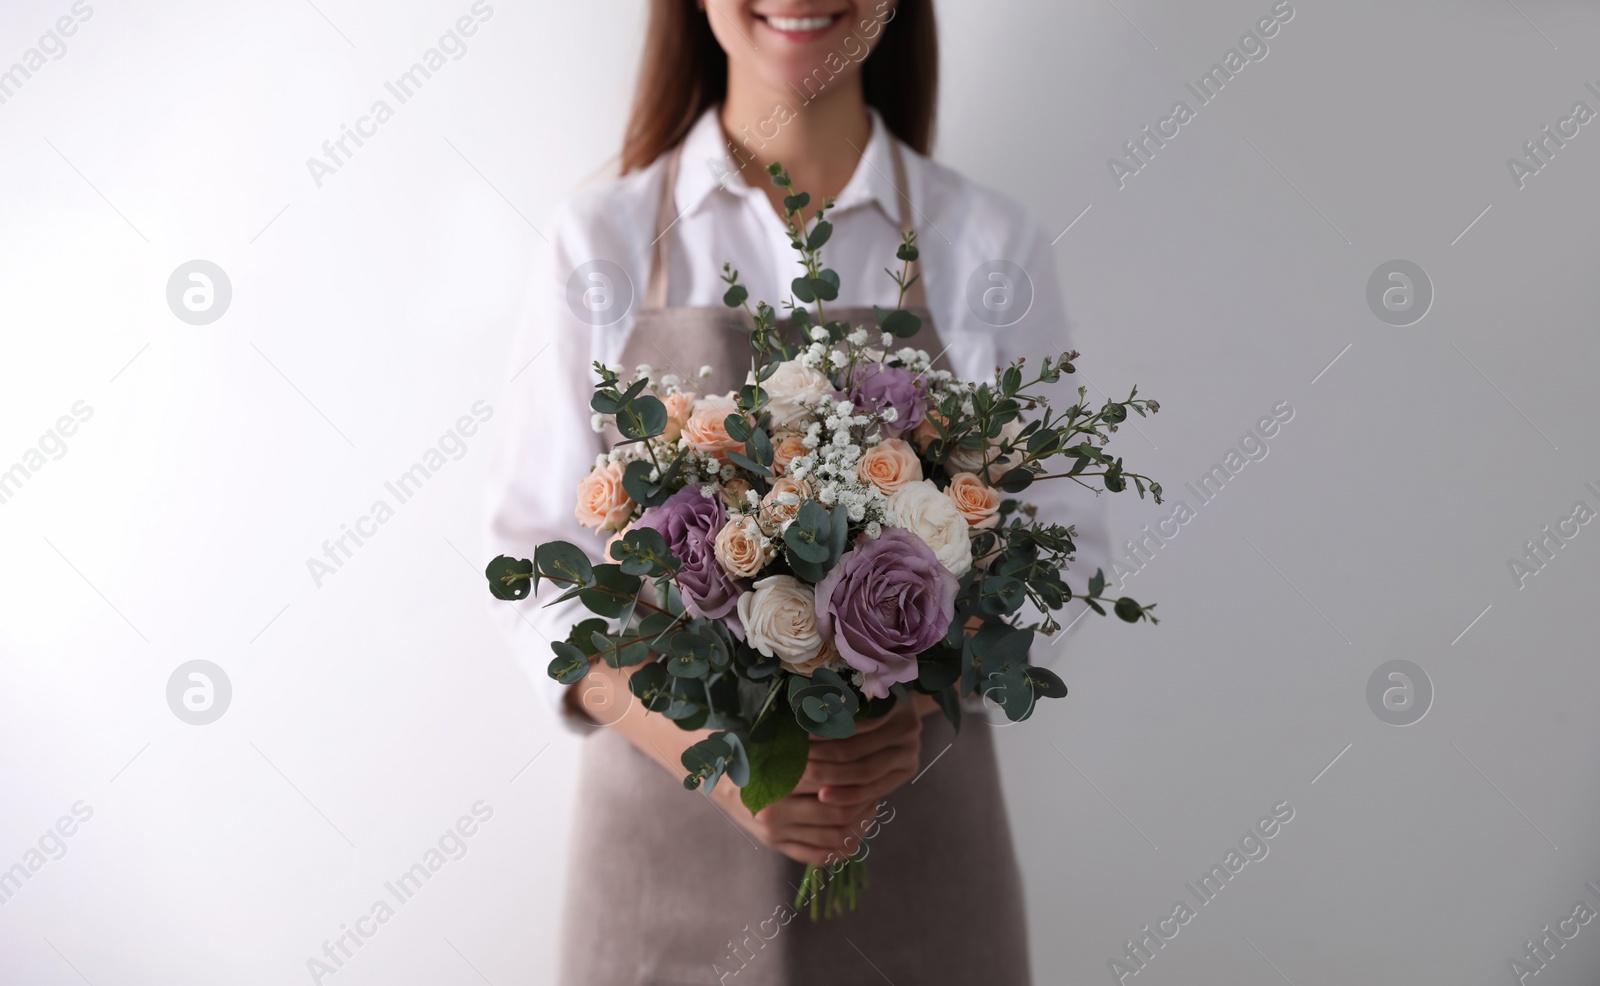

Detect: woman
[488, 1, 1108, 982]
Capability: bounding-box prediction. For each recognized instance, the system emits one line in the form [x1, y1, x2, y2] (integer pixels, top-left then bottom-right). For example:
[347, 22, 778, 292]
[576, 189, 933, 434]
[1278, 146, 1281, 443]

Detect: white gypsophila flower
[745, 488, 761, 508]
[699, 365, 714, 378]
[700, 484, 718, 499]
[881, 333, 894, 348]
[809, 326, 829, 343]
[866, 521, 882, 538]
[829, 350, 848, 369]
[887, 479, 973, 577]
[590, 413, 606, 433]
[848, 328, 869, 345]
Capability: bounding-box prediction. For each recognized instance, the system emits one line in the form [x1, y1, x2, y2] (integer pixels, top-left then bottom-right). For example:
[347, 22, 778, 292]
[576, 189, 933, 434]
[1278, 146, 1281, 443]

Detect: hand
[796, 696, 926, 805]
[709, 781, 881, 866]
[704, 698, 927, 866]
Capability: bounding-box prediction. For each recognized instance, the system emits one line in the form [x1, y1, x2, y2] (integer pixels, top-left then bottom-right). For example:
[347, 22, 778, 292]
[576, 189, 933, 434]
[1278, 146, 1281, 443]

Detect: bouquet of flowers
[487, 163, 1162, 918]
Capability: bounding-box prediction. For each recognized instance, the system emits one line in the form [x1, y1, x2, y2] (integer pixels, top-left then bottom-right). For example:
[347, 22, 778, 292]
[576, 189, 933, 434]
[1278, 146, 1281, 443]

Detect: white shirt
[486, 107, 1111, 733]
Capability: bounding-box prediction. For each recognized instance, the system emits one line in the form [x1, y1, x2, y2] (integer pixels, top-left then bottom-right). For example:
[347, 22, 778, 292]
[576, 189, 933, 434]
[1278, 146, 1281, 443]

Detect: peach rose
[714, 514, 774, 579]
[759, 477, 812, 530]
[945, 418, 1025, 480]
[719, 478, 753, 510]
[772, 433, 809, 476]
[661, 391, 696, 443]
[683, 396, 745, 461]
[910, 410, 947, 453]
[945, 472, 1001, 529]
[855, 438, 923, 496]
[574, 461, 634, 531]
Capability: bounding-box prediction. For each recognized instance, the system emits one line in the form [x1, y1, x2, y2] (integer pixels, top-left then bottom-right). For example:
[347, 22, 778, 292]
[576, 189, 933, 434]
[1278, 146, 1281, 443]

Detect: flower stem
[794, 853, 871, 920]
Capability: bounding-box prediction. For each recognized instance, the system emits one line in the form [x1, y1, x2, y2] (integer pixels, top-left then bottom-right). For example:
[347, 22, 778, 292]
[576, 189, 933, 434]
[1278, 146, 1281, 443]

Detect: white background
[2, 1, 1598, 983]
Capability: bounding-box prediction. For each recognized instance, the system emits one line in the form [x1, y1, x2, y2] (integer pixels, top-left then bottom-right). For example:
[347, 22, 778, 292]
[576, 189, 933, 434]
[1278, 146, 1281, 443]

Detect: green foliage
[589, 363, 669, 446]
[534, 542, 591, 592]
[484, 555, 533, 600]
[741, 712, 810, 815]
[788, 667, 859, 738]
[783, 501, 849, 582]
[576, 564, 641, 618]
[608, 526, 679, 577]
[681, 732, 749, 795]
[547, 642, 587, 685]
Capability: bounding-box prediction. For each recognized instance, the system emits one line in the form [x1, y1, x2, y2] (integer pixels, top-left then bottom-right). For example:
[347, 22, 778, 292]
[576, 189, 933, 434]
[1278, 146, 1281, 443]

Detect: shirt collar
[674, 105, 903, 225]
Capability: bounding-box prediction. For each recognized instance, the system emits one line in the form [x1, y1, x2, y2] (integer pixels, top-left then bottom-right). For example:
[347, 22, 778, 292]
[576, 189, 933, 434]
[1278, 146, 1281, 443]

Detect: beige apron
[559, 138, 1031, 986]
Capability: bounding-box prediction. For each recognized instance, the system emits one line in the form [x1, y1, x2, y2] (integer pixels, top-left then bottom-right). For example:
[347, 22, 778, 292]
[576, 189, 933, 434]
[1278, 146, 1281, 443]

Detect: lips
[754, 10, 846, 41]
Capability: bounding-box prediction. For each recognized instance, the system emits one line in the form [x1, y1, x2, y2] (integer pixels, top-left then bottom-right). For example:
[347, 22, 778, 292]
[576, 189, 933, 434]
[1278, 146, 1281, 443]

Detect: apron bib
[560, 137, 1030, 986]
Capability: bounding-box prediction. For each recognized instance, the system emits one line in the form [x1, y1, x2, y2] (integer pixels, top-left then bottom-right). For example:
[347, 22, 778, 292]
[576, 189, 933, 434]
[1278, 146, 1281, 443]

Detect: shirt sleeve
[483, 202, 611, 736]
[986, 218, 1116, 653]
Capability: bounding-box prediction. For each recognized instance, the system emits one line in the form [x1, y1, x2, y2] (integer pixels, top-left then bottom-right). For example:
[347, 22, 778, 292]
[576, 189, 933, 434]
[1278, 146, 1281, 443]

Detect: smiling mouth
[755, 12, 846, 36]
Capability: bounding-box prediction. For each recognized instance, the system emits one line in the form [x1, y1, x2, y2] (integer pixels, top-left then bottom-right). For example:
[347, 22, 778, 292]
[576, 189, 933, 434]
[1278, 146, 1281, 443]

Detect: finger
[765, 795, 873, 827]
[773, 841, 838, 867]
[810, 701, 914, 742]
[800, 743, 916, 790]
[816, 770, 916, 806]
[807, 724, 917, 763]
[807, 718, 921, 763]
[806, 737, 889, 764]
[766, 823, 857, 855]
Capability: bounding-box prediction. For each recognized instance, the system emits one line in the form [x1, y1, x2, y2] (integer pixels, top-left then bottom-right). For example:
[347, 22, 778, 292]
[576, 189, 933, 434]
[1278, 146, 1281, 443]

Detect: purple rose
[849, 363, 927, 437]
[638, 487, 743, 631]
[815, 527, 958, 699]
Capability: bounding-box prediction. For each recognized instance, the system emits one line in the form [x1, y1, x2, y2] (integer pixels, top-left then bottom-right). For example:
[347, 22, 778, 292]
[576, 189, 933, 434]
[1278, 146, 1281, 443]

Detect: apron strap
[642, 142, 684, 311]
[887, 137, 928, 311]
[642, 126, 927, 312]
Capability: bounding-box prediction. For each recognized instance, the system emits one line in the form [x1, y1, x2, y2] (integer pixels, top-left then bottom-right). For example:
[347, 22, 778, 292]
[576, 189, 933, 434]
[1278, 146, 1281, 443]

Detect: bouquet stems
[795, 850, 871, 921]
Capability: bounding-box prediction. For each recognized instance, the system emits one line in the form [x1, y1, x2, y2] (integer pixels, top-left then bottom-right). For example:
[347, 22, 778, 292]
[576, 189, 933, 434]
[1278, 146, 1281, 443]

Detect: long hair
[620, 1, 938, 173]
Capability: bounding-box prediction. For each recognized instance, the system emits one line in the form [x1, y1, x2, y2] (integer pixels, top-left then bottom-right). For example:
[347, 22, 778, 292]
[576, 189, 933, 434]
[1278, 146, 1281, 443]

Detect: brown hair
[620, 1, 938, 174]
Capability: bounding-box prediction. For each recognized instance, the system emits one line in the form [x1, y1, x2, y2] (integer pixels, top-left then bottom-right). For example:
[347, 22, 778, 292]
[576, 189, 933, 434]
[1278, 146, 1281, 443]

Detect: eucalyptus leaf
[484, 555, 534, 600]
[534, 542, 592, 590]
[547, 642, 588, 685]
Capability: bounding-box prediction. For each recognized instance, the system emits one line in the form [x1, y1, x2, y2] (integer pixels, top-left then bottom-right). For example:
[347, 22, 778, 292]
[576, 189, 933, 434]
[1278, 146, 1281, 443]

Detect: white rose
[735, 575, 825, 666]
[946, 418, 1025, 481]
[751, 361, 834, 432]
[887, 480, 972, 577]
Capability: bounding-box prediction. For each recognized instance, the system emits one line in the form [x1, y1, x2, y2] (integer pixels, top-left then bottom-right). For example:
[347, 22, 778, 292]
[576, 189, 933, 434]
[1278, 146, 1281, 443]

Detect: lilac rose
[849, 363, 928, 437]
[638, 487, 743, 631]
[814, 527, 959, 699]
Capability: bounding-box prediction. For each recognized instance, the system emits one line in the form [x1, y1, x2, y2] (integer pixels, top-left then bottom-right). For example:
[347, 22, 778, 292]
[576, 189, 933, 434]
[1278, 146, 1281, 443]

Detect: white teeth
[765, 14, 834, 31]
